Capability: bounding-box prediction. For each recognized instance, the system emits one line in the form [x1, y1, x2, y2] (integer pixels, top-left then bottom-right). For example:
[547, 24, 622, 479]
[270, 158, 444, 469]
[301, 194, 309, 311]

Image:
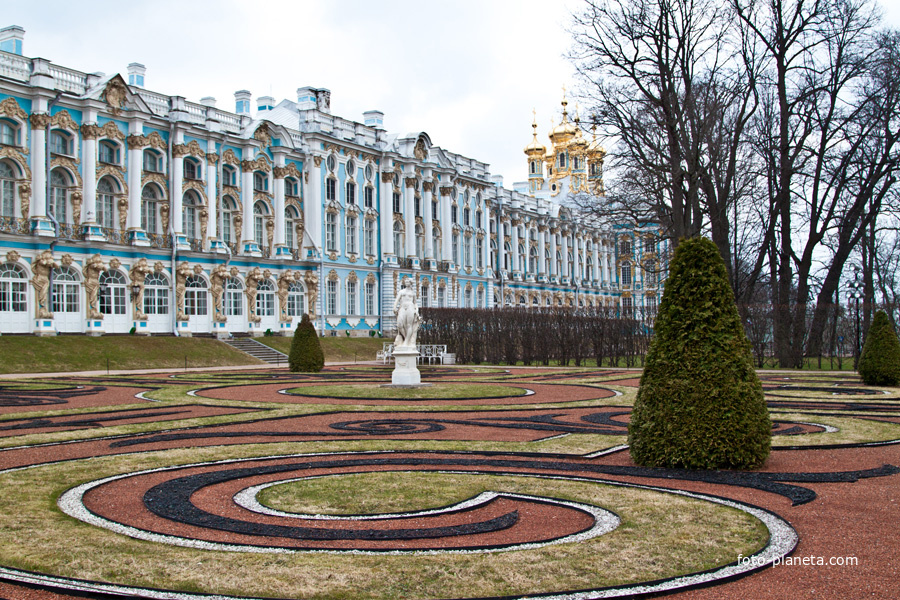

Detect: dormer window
[253, 171, 268, 192]
[0, 120, 20, 147]
[98, 140, 120, 165]
[143, 149, 163, 173]
[183, 158, 201, 181]
[50, 130, 73, 156]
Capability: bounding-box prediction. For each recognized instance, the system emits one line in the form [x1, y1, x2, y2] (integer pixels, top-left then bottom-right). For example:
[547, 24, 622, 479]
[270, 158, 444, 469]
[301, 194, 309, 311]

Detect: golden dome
[524, 118, 546, 156]
[549, 97, 577, 144]
[588, 124, 605, 154]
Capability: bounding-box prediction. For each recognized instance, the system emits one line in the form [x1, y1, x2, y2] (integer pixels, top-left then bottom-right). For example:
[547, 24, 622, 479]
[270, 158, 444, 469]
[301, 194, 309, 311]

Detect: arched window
[253, 201, 269, 247]
[184, 275, 208, 316]
[183, 191, 200, 239]
[556, 250, 562, 276]
[415, 224, 424, 259]
[364, 218, 376, 256]
[0, 263, 27, 313]
[529, 247, 538, 275]
[490, 239, 497, 271]
[558, 153, 567, 169]
[224, 277, 242, 316]
[326, 212, 338, 252]
[143, 149, 163, 173]
[567, 251, 574, 278]
[285, 177, 300, 198]
[98, 140, 120, 165]
[184, 158, 201, 181]
[143, 272, 169, 315]
[544, 248, 551, 275]
[253, 171, 268, 192]
[517, 243, 525, 272]
[393, 220, 404, 256]
[50, 168, 71, 224]
[99, 270, 127, 315]
[346, 214, 359, 254]
[50, 130, 73, 156]
[141, 184, 162, 234]
[0, 119, 21, 147]
[0, 160, 16, 217]
[346, 279, 358, 315]
[503, 242, 511, 271]
[285, 206, 301, 249]
[586, 256, 593, 280]
[97, 177, 118, 229]
[257, 279, 275, 317]
[51, 267, 80, 314]
[287, 281, 306, 317]
[221, 196, 236, 244]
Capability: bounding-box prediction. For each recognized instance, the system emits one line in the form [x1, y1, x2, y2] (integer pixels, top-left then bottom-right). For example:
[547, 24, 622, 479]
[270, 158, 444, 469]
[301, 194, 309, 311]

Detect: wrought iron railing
[148, 233, 173, 249]
[57, 223, 82, 241]
[0, 217, 31, 235]
[98, 227, 129, 245]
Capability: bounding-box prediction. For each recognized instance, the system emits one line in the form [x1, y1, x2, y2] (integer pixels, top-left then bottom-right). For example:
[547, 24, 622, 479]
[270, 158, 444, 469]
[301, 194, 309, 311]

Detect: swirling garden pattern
[0, 365, 897, 599]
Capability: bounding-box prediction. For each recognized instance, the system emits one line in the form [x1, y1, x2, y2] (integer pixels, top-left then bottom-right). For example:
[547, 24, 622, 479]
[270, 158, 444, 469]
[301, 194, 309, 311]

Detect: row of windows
[324, 279, 378, 316]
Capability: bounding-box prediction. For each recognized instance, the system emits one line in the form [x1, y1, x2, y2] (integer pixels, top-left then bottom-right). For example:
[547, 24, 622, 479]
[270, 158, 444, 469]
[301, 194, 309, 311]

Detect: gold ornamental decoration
[0, 97, 28, 121]
[82, 254, 107, 320]
[129, 258, 154, 321]
[31, 250, 57, 319]
[127, 134, 149, 149]
[29, 113, 51, 129]
[0, 147, 31, 178]
[51, 110, 78, 131]
[253, 123, 271, 147]
[222, 149, 240, 165]
[98, 121, 126, 141]
[102, 79, 129, 115]
[80, 123, 103, 140]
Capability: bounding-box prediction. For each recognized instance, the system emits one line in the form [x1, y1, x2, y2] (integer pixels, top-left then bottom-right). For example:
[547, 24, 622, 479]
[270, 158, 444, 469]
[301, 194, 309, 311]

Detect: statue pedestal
[391, 347, 421, 385]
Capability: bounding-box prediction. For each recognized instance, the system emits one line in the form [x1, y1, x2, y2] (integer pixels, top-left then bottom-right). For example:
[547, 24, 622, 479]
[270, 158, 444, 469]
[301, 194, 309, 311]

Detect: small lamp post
[849, 267, 863, 368]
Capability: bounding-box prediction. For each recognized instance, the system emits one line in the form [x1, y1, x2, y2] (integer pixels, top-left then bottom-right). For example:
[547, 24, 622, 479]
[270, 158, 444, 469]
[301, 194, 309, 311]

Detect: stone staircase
[222, 336, 288, 366]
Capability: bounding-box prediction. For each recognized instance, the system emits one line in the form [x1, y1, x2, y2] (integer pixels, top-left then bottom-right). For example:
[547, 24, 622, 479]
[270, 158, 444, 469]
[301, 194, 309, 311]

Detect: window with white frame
[421, 282, 429, 308]
[392, 191, 401, 213]
[344, 215, 357, 255]
[99, 270, 127, 315]
[184, 275, 208, 316]
[415, 224, 424, 259]
[476, 287, 484, 308]
[257, 279, 275, 317]
[285, 177, 299, 197]
[253, 171, 268, 192]
[621, 263, 632, 286]
[98, 140, 120, 165]
[287, 281, 306, 317]
[222, 164, 237, 186]
[221, 196, 236, 244]
[183, 158, 201, 181]
[326, 279, 338, 315]
[346, 279, 358, 316]
[0, 263, 27, 313]
[364, 186, 374, 208]
[393, 220, 404, 256]
[224, 277, 242, 316]
[465, 236, 473, 268]
[50, 130, 73, 156]
[0, 161, 16, 217]
[51, 267, 80, 313]
[437, 285, 445, 308]
[364, 218, 375, 256]
[50, 169, 70, 224]
[365, 280, 376, 315]
[325, 212, 338, 252]
[452, 233, 459, 264]
[253, 201, 268, 247]
[465, 287, 472, 308]
[183, 192, 199, 239]
[476, 237, 484, 269]
[622, 295, 633, 318]
[286, 206, 300, 249]
[143, 272, 169, 315]
[346, 180, 356, 205]
[432, 227, 441, 261]
[143, 149, 163, 172]
[326, 177, 337, 202]
[0, 120, 20, 147]
[97, 177, 117, 229]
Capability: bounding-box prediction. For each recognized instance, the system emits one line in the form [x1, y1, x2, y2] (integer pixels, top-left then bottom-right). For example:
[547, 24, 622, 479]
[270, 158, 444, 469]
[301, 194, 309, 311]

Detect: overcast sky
[5, 0, 900, 187]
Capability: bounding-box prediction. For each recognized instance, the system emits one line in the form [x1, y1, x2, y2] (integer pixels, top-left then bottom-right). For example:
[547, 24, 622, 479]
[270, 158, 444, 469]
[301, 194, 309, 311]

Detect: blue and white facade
[0, 26, 664, 337]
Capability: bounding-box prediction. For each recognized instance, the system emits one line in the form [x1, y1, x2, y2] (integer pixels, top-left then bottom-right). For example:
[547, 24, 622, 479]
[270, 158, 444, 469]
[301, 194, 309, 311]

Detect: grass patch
[287, 383, 527, 400]
[770, 412, 900, 446]
[0, 336, 261, 374]
[0, 449, 768, 599]
[258, 336, 385, 363]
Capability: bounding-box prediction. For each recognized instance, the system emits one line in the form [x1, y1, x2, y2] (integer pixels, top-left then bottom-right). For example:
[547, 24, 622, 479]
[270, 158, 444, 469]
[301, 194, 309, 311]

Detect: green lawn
[0, 336, 261, 374]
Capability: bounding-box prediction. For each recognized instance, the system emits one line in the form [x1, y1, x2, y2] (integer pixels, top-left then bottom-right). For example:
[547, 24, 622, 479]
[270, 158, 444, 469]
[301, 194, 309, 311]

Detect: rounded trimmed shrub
[628, 237, 771, 469]
[289, 313, 325, 373]
[857, 310, 900, 386]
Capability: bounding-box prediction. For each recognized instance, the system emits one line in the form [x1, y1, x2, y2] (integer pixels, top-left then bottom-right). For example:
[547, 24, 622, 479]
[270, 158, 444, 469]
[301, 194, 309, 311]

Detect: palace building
[0, 25, 664, 337]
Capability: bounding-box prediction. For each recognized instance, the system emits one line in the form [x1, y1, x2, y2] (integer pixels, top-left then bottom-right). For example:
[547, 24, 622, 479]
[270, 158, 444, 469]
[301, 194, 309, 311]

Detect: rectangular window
[1, 180, 14, 217]
[347, 219, 358, 254]
[144, 289, 168, 315]
[365, 282, 375, 315]
[364, 219, 375, 255]
[432, 200, 438, 219]
[347, 281, 357, 316]
[257, 293, 275, 317]
[451, 206, 458, 224]
[414, 197, 421, 218]
[327, 280, 337, 315]
[185, 290, 208, 316]
[346, 182, 356, 205]
[326, 213, 337, 252]
[476, 238, 484, 269]
[225, 290, 242, 316]
[287, 292, 305, 317]
[364, 186, 374, 208]
[393, 191, 401, 213]
[326, 178, 336, 202]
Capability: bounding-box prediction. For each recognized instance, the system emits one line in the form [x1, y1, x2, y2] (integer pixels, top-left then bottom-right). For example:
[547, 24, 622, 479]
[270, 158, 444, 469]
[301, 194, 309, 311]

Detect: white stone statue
[393, 277, 421, 349]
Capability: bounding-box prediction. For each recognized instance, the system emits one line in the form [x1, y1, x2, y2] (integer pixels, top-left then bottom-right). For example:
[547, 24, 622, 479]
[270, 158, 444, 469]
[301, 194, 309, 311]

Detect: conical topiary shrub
[628, 237, 771, 469]
[858, 310, 900, 386]
[289, 313, 325, 372]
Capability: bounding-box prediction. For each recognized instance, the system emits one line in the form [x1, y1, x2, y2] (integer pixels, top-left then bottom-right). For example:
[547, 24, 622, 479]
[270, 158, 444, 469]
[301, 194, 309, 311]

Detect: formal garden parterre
[0, 365, 897, 599]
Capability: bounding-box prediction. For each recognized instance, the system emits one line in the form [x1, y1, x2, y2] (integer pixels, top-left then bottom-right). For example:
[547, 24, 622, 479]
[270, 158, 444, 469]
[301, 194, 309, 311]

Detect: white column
[241, 150, 255, 252]
[574, 236, 581, 281]
[482, 232, 490, 274]
[273, 150, 286, 250]
[603, 243, 611, 285]
[550, 231, 558, 278]
[306, 156, 323, 255]
[592, 237, 600, 283]
[29, 113, 47, 219]
[379, 172, 394, 258]
[423, 178, 434, 261]
[441, 189, 452, 263]
[82, 127, 97, 226]
[537, 228, 546, 277]
[510, 222, 520, 273]
[206, 149, 218, 244]
[561, 232, 569, 279]
[171, 131, 184, 236]
[126, 122, 143, 236]
[403, 176, 415, 258]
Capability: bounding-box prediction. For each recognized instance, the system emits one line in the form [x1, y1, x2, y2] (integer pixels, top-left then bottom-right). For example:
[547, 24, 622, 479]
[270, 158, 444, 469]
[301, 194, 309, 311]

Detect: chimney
[296, 86, 317, 110]
[127, 62, 146, 88]
[234, 90, 251, 115]
[363, 110, 384, 129]
[0, 25, 24, 56]
[257, 95, 274, 112]
[200, 96, 217, 107]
